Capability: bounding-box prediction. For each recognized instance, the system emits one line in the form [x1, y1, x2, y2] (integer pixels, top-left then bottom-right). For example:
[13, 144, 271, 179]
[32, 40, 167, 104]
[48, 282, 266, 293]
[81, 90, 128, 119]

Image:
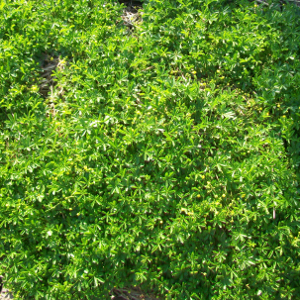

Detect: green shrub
[1, 0, 300, 299]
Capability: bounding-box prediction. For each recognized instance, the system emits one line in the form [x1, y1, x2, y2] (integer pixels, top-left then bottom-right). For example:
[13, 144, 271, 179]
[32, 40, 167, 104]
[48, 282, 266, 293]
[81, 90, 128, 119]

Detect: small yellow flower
[277, 104, 280, 108]
[201, 175, 205, 179]
[241, 194, 246, 198]
[283, 115, 286, 118]
[220, 76, 225, 80]
[69, 208, 73, 211]
[254, 4, 257, 8]
[192, 71, 197, 75]
[77, 213, 80, 216]
[214, 195, 218, 199]
[30, 85, 39, 92]
[197, 195, 201, 198]
[222, 194, 226, 198]
[217, 70, 220, 73]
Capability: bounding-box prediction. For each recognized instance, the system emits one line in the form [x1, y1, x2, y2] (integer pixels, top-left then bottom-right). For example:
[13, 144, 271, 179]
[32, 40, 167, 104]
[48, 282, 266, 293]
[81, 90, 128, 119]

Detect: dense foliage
[1, 0, 300, 299]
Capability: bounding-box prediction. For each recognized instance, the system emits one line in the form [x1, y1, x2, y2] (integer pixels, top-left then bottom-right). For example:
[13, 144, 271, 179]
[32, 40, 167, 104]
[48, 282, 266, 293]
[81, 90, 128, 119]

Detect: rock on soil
[0, 289, 13, 300]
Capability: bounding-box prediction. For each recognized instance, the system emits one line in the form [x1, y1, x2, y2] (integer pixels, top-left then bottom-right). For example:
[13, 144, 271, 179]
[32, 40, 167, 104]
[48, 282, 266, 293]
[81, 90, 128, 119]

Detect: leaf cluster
[0, 0, 300, 299]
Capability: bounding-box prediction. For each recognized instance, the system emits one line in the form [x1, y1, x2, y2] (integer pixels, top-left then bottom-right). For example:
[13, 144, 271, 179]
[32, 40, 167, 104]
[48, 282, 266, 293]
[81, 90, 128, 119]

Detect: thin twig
[255, 0, 269, 6]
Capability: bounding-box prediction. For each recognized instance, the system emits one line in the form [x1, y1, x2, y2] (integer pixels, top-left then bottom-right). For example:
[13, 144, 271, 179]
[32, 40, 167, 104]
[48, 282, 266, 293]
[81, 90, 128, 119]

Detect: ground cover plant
[1, 0, 300, 299]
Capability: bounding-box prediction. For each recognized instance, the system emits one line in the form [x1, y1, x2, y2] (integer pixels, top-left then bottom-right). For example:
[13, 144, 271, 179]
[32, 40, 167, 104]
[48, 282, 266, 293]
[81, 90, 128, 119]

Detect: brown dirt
[111, 287, 161, 300]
